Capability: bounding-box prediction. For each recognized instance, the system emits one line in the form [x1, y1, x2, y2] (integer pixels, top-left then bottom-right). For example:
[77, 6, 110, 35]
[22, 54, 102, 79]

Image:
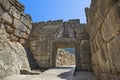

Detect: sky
[19, 0, 91, 23]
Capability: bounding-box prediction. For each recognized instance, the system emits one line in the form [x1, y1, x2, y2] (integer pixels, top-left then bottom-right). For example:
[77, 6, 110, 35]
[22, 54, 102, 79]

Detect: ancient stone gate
[29, 19, 91, 71]
[0, 0, 120, 80]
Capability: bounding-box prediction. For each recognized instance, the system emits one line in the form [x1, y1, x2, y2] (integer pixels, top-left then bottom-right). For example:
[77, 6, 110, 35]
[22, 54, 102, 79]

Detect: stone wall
[29, 19, 91, 71]
[0, 0, 32, 45]
[0, 0, 32, 79]
[29, 20, 62, 69]
[86, 0, 120, 79]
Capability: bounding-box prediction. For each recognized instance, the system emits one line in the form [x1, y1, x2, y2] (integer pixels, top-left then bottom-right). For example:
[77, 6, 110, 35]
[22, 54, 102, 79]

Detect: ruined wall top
[32, 19, 87, 35]
[31, 19, 88, 41]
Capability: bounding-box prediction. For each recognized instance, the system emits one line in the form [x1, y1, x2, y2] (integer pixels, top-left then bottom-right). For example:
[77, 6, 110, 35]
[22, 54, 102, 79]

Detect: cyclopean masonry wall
[1, 0, 120, 79]
[0, 0, 32, 45]
[29, 19, 91, 71]
[86, 0, 120, 80]
[0, 0, 32, 79]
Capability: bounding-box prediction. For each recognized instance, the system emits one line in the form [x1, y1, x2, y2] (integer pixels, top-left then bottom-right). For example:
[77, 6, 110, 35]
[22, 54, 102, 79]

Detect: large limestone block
[107, 36, 120, 74]
[0, 30, 19, 79]
[5, 24, 14, 34]
[106, 4, 120, 36]
[9, 6, 20, 19]
[0, 0, 11, 11]
[97, 45, 111, 73]
[14, 29, 22, 37]
[21, 14, 32, 29]
[13, 19, 27, 32]
[1, 12, 13, 24]
[10, 42, 30, 70]
[101, 4, 120, 43]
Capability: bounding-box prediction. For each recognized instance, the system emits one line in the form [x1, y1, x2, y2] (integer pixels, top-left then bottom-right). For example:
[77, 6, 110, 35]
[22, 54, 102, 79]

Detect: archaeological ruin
[0, 0, 120, 80]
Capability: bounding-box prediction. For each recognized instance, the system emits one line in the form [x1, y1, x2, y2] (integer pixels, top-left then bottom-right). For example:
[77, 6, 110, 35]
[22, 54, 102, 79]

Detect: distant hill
[63, 48, 75, 55]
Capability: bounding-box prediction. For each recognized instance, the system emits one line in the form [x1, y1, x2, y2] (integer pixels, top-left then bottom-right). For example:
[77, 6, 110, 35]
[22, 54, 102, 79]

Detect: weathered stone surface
[5, 24, 14, 34]
[107, 36, 120, 74]
[27, 29, 30, 34]
[10, 42, 30, 70]
[2, 12, 13, 24]
[106, 4, 120, 36]
[97, 45, 111, 73]
[68, 19, 80, 24]
[10, 34, 19, 42]
[13, 19, 27, 32]
[101, 21, 113, 42]
[0, 30, 30, 79]
[9, 6, 20, 19]
[0, 0, 32, 79]
[95, 31, 104, 49]
[0, 24, 6, 31]
[22, 32, 28, 39]
[21, 15, 31, 29]
[14, 29, 22, 37]
[19, 38, 26, 44]
[86, 0, 120, 79]
[36, 61, 50, 69]
[0, 0, 11, 11]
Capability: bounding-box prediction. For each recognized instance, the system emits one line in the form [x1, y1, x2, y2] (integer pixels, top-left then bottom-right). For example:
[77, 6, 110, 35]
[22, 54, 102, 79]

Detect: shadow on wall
[25, 47, 39, 70]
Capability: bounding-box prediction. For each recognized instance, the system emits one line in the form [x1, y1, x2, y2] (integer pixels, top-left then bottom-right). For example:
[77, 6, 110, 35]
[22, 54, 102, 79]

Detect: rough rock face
[56, 49, 75, 66]
[0, 30, 30, 79]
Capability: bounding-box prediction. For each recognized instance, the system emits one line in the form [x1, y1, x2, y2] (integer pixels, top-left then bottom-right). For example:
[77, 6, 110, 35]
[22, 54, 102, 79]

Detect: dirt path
[5, 65, 96, 80]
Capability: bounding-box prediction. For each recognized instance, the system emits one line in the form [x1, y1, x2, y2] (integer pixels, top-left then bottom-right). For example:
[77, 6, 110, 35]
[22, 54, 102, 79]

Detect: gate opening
[56, 48, 75, 67]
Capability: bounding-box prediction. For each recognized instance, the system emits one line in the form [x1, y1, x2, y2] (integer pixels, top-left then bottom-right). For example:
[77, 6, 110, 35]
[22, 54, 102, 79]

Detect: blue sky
[19, 0, 91, 23]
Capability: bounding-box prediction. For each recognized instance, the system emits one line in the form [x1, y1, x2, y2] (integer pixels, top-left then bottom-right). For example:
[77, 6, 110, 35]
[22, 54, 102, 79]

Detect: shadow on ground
[57, 66, 96, 80]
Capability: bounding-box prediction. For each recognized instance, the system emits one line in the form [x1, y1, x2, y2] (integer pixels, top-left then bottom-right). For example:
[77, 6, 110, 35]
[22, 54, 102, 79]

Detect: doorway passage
[56, 48, 75, 67]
